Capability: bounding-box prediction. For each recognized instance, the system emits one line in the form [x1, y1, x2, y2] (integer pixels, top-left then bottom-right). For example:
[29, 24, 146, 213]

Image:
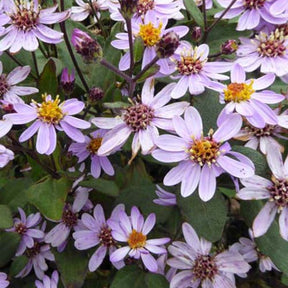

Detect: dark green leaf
[136, 65, 160, 83]
[10, 255, 29, 276]
[0, 232, 20, 268]
[38, 59, 58, 97]
[79, 178, 119, 197]
[145, 273, 169, 288]
[178, 191, 228, 242]
[0, 205, 13, 229]
[183, 0, 204, 27]
[134, 37, 145, 63]
[26, 176, 71, 221]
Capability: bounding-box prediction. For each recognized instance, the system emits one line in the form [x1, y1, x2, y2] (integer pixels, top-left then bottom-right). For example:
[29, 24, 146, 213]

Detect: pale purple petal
[198, 165, 216, 202]
[89, 245, 107, 271]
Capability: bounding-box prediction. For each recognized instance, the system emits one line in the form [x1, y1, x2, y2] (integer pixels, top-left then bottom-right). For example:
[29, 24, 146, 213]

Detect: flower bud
[60, 68, 75, 95]
[119, 0, 138, 19]
[88, 87, 104, 104]
[71, 29, 103, 63]
[191, 26, 202, 42]
[156, 31, 180, 58]
[221, 40, 238, 55]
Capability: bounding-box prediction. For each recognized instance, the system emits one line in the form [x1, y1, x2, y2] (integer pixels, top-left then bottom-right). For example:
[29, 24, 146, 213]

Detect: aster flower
[213, 64, 284, 129]
[16, 222, 55, 280]
[92, 78, 189, 157]
[215, 0, 287, 31]
[236, 29, 288, 77]
[60, 68, 75, 96]
[69, 129, 115, 179]
[111, 13, 188, 74]
[6, 207, 44, 256]
[170, 42, 232, 98]
[153, 185, 177, 206]
[35, 271, 59, 288]
[108, 206, 170, 272]
[108, 0, 184, 22]
[237, 146, 288, 240]
[0, 62, 38, 103]
[230, 230, 279, 273]
[0, 0, 69, 53]
[71, 0, 109, 22]
[234, 109, 288, 154]
[167, 222, 251, 288]
[6, 94, 91, 155]
[44, 192, 88, 252]
[73, 204, 125, 271]
[0, 144, 14, 167]
[152, 106, 255, 201]
[0, 273, 9, 288]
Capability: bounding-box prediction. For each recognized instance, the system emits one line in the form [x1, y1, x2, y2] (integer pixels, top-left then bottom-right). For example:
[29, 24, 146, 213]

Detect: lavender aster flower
[6, 207, 44, 256]
[237, 146, 288, 240]
[45, 192, 88, 251]
[213, 64, 284, 129]
[35, 271, 59, 288]
[6, 94, 91, 155]
[111, 13, 188, 74]
[152, 106, 255, 201]
[108, 206, 170, 272]
[215, 0, 287, 31]
[0, 0, 69, 53]
[69, 129, 115, 179]
[236, 29, 288, 77]
[92, 78, 189, 158]
[168, 223, 251, 288]
[73, 204, 125, 271]
[153, 185, 177, 206]
[0, 61, 38, 103]
[170, 42, 232, 98]
[0, 144, 14, 168]
[0, 273, 9, 288]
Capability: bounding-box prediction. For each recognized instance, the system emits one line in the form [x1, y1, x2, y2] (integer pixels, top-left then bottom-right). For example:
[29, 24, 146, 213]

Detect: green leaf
[38, 58, 58, 97]
[26, 176, 71, 221]
[136, 64, 160, 83]
[144, 273, 169, 288]
[134, 37, 145, 63]
[79, 177, 119, 197]
[183, 0, 204, 27]
[0, 205, 13, 229]
[241, 201, 288, 274]
[54, 242, 88, 288]
[0, 232, 20, 268]
[178, 191, 228, 242]
[10, 255, 29, 276]
[218, 187, 236, 198]
[110, 266, 146, 288]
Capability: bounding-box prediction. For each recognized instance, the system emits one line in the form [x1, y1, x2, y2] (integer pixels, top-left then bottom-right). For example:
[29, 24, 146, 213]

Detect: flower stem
[126, 17, 135, 77]
[133, 55, 159, 82]
[100, 58, 131, 82]
[89, 0, 107, 38]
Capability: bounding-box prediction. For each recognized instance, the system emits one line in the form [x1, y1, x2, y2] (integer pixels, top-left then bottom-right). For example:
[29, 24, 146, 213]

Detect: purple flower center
[188, 134, 221, 166]
[257, 31, 286, 58]
[245, 124, 275, 138]
[62, 206, 78, 228]
[15, 223, 27, 235]
[0, 75, 9, 98]
[25, 242, 41, 258]
[244, 0, 266, 9]
[137, 0, 155, 16]
[10, 1, 39, 32]
[87, 137, 102, 154]
[124, 103, 154, 132]
[192, 254, 218, 281]
[268, 178, 288, 209]
[98, 225, 116, 247]
[177, 56, 203, 75]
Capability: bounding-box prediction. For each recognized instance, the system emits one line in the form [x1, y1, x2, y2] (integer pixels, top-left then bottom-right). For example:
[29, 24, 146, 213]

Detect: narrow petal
[89, 245, 107, 272]
[198, 165, 216, 202]
[141, 253, 158, 272]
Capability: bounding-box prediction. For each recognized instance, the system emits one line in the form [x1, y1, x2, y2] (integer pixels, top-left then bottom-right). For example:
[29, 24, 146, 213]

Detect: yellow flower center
[224, 81, 254, 103]
[87, 137, 102, 154]
[188, 134, 221, 166]
[138, 22, 162, 47]
[37, 95, 64, 124]
[128, 229, 147, 249]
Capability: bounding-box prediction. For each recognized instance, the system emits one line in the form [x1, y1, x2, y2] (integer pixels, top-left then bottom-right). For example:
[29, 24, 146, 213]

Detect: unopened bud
[71, 29, 103, 63]
[221, 40, 238, 55]
[60, 68, 75, 95]
[191, 26, 202, 42]
[156, 31, 180, 58]
[119, 0, 138, 19]
[88, 87, 104, 104]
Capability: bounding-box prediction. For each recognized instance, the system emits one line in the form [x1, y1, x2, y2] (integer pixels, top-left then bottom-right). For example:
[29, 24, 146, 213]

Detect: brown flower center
[98, 225, 116, 247]
[0, 75, 9, 98]
[177, 56, 203, 75]
[268, 178, 288, 209]
[245, 124, 275, 137]
[244, 0, 266, 9]
[25, 242, 41, 258]
[87, 137, 102, 154]
[137, 0, 155, 16]
[128, 229, 146, 249]
[62, 206, 78, 228]
[193, 255, 218, 281]
[15, 223, 27, 235]
[124, 103, 154, 132]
